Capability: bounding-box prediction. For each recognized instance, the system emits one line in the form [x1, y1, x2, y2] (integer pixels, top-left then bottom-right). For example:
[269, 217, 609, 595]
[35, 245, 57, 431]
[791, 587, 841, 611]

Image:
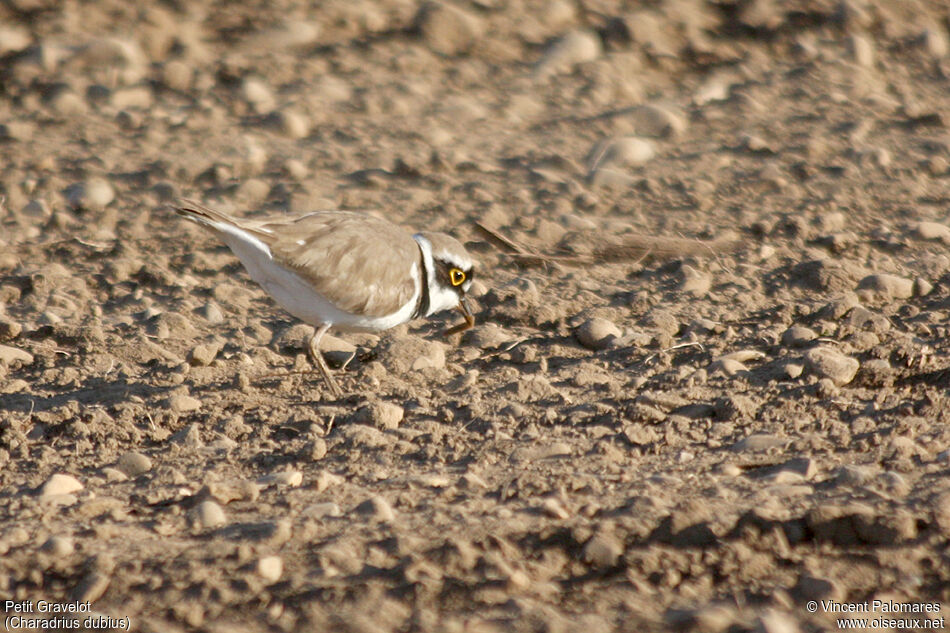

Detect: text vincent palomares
[820, 600, 941, 614]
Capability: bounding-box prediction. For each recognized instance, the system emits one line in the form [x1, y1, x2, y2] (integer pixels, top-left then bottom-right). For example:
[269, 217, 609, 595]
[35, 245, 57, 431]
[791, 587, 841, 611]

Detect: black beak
[443, 296, 475, 336]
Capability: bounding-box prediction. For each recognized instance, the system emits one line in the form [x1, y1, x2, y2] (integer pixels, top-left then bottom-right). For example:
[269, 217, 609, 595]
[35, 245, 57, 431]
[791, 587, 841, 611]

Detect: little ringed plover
[175, 200, 475, 396]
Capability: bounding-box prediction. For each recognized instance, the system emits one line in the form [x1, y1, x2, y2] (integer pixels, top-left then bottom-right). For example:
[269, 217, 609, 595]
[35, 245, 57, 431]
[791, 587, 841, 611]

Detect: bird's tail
[175, 199, 242, 232]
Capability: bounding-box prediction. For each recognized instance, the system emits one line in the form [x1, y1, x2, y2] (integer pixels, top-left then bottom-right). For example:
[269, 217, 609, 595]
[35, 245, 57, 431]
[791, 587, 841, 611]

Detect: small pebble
[926, 156, 949, 176]
[731, 434, 787, 452]
[679, 266, 711, 296]
[115, 451, 152, 478]
[914, 277, 934, 296]
[306, 438, 328, 461]
[201, 480, 259, 504]
[717, 463, 742, 477]
[0, 120, 34, 142]
[781, 326, 818, 347]
[583, 532, 624, 569]
[817, 211, 847, 232]
[694, 75, 731, 104]
[284, 159, 308, 180]
[804, 347, 860, 386]
[258, 470, 303, 487]
[354, 496, 396, 523]
[101, 468, 128, 483]
[0, 318, 22, 340]
[75, 37, 146, 75]
[446, 370, 479, 392]
[0, 25, 31, 54]
[303, 502, 342, 519]
[849, 33, 875, 68]
[534, 29, 602, 79]
[170, 423, 203, 447]
[413, 1, 484, 56]
[199, 302, 225, 324]
[41, 535, 75, 557]
[716, 350, 765, 363]
[709, 358, 749, 376]
[857, 358, 893, 386]
[712, 395, 757, 421]
[589, 137, 655, 172]
[21, 199, 50, 219]
[575, 318, 621, 350]
[914, 222, 950, 245]
[161, 60, 193, 91]
[631, 103, 687, 138]
[111, 86, 152, 109]
[115, 110, 142, 131]
[251, 19, 321, 50]
[256, 555, 283, 583]
[352, 401, 404, 430]
[50, 91, 87, 116]
[313, 470, 345, 493]
[459, 472, 488, 489]
[72, 571, 111, 603]
[857, 273, 914, 299]
[819, 293, 861, 320]
[188, 343, 220, 366]
[241, 77, 275, 112]
[878, 472, 909, 496]
[39, 473, 83, 498]
[834, 465, 876, 487]
[63, 178, 115, 211]
[934, 494, 950, 536]
[193, 500, 227, 529]
[742, 134, 772, 153]
[379, 336, 446, 372]
[236, 178, 269, 204]
[467, 323, 512, 350]
[776, 457, 816, 478]
[320, 334, 357, 369]
[768, 471, 805, 485]
[920, 27, 949, 58]
[541, 497, 570, 519]
[0, 344, 33, 366]
[337, 424, 391, 450]
[272, 109, 309, 139]
[167, 394, 201, 413]
[756, 610, 801, 633]
[3, 379, 30, 393]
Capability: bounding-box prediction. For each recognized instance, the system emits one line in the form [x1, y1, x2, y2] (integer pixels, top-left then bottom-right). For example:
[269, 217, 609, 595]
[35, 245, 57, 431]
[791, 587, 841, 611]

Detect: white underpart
[414, 234, 463, 317]
[208, 219, 420, 331]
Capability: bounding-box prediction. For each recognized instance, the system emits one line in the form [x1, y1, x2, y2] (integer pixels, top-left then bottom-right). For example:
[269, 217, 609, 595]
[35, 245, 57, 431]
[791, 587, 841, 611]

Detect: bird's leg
[308, 323, 343, 398]
[443, 297, 475, 337]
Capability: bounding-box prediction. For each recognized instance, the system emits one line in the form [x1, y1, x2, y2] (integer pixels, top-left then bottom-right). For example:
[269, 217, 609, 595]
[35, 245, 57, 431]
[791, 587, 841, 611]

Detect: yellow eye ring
[450, 268, 466, 287]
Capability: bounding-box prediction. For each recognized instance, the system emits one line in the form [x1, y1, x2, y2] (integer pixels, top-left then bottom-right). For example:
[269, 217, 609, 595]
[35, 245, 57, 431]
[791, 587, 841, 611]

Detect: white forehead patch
[434, 248, 473, 271]
[414, 231, 473, 271]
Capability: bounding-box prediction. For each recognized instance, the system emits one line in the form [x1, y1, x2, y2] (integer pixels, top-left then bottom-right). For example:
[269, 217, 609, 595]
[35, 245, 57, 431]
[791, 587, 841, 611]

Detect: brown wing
[259, 212, 421, 318]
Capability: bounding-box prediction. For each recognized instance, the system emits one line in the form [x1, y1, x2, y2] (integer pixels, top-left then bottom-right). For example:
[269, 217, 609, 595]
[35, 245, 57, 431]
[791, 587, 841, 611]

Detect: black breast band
[412, 245, 430, 319]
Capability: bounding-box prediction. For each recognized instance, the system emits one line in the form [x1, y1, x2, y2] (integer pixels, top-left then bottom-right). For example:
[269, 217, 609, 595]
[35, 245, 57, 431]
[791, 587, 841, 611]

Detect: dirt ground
[2, 0, 950, 631]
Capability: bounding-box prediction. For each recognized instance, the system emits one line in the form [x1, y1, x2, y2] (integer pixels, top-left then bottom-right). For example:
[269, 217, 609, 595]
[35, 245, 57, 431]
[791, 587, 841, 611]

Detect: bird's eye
[449, 268, 466, 287]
